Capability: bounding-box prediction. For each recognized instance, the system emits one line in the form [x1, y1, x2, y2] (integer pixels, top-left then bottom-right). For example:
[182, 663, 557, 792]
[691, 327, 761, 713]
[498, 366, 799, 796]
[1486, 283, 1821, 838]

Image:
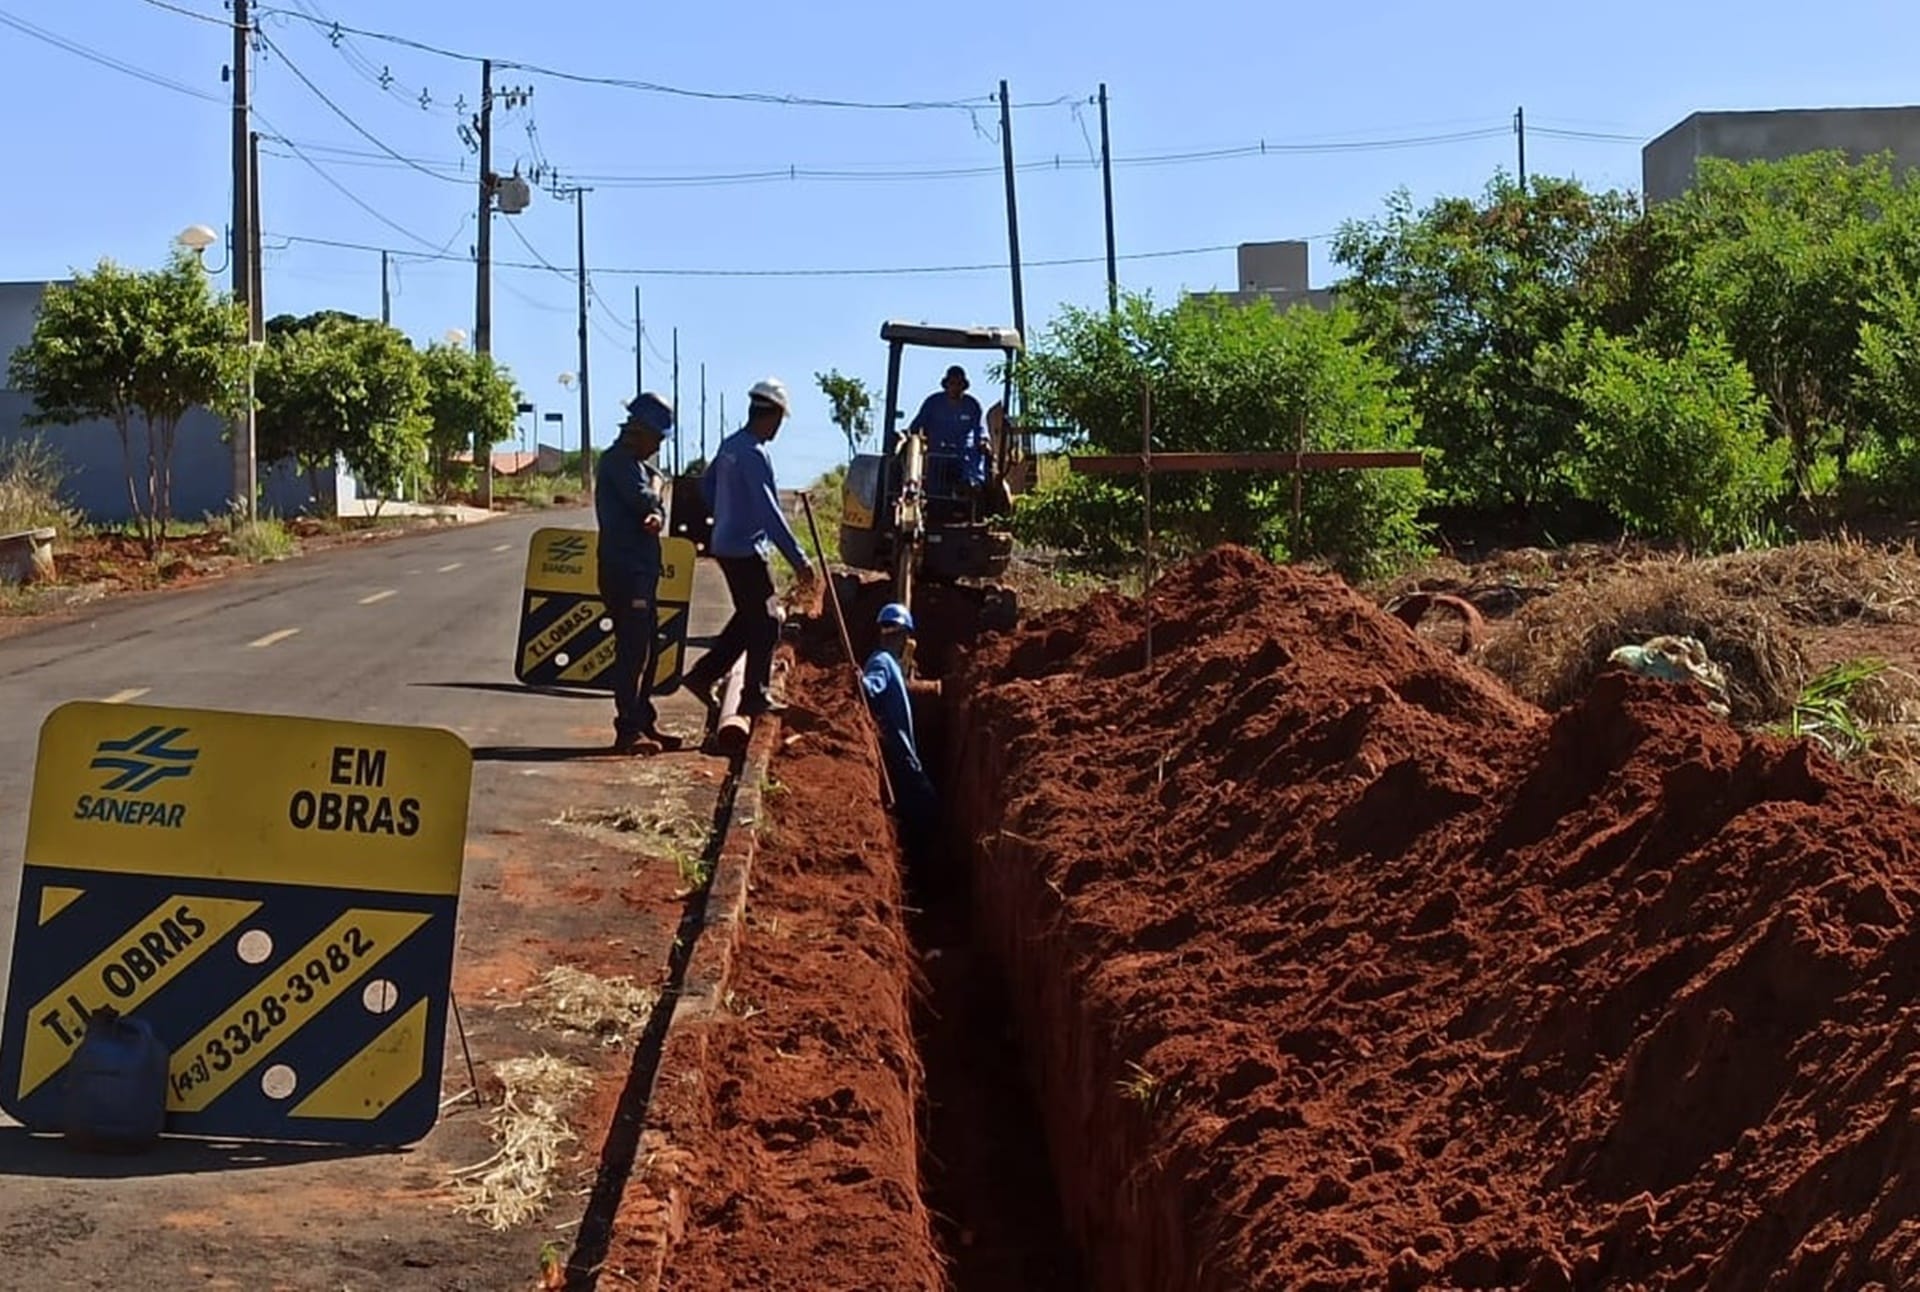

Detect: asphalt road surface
[0, 507, 739, 1288]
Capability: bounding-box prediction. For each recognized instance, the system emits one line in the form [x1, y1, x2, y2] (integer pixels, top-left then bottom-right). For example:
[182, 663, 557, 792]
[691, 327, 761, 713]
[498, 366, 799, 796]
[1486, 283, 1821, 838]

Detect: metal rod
[1069, 449, 1424, 474]
[1142, 383, 1153, 672]
[448, 993, 484, 1109]
[799, 493, 896, 809]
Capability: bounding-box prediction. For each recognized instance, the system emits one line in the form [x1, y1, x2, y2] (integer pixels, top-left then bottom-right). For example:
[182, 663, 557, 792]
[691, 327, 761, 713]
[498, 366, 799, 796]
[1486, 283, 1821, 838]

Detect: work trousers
[599, 565, 661, 740]
[697, 554, 781, 715]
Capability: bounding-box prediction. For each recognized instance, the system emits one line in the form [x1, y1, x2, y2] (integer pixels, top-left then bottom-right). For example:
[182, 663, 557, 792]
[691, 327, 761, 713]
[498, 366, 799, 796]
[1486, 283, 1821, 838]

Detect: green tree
[256, 317, 428, 514]
[7, 253, 248, 547]
[1559, 326, 1787, 549]
[1017, 293, 1428, 579]
[1332, 175, 1641, 515]
[815, 369, 874, 459]
[420, 344, 520, 496]
[1644, 151, 1919, 496]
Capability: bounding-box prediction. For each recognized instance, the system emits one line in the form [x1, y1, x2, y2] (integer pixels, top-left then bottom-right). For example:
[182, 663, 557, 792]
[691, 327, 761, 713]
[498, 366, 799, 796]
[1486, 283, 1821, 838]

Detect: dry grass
[450, 1053, 593, 1230]
[1480, 565, 1808, 724]
[521, 964, 659, 1048]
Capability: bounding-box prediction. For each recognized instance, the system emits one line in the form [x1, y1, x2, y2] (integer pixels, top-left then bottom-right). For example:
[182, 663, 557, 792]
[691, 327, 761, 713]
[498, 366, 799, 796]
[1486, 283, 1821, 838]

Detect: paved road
[0, 508, 733, 1289]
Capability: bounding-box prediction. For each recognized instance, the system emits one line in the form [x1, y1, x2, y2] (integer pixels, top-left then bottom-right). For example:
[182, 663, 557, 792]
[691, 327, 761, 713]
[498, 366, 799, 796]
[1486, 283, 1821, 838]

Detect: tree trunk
[156, 416, 177, 538]
[114, 413, 139, 540]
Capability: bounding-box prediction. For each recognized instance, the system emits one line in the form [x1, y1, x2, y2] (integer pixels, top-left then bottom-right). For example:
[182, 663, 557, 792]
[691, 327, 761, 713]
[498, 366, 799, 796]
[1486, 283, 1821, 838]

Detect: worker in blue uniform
[909, 365, 992, 494]
[682, 378, 816, 717]
[862, 602, 941, 855]
[596, 392, 682, 753]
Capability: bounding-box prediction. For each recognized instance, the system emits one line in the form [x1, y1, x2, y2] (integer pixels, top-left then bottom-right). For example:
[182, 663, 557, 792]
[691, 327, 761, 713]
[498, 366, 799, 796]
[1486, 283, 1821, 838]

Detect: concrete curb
[608, 707, 782, 1291]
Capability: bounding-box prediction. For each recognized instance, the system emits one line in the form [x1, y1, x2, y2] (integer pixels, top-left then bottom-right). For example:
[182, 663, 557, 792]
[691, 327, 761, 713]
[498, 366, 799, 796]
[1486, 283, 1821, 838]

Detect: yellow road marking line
[248, 628, 300, 648]
[100, 688, 150, 704]
[437, 562, 463, 573]
[358, 589, 397, 605]
[491, 543, 511, 553]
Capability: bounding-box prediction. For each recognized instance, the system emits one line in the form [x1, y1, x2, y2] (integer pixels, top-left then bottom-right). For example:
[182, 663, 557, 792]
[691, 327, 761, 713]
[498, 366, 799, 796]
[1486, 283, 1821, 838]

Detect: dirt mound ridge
[948, 544, 1920, 1291]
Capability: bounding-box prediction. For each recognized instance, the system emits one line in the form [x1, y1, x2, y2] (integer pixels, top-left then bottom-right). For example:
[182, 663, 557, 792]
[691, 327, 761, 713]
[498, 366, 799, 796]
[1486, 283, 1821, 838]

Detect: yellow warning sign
[25, 704, 469, 894]
[514, 528, 696, 691]
[0, 703, 471, 1147]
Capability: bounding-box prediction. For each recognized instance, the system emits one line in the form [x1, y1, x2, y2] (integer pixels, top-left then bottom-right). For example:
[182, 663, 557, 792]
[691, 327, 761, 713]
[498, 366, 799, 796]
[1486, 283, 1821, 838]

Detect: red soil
[647, 657, 942, 1292]
[947, 544, 1920, 1291]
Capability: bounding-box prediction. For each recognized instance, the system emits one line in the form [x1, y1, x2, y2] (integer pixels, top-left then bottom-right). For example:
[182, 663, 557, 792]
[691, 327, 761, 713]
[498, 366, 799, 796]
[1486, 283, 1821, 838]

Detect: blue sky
[6, 0, 1920, 487]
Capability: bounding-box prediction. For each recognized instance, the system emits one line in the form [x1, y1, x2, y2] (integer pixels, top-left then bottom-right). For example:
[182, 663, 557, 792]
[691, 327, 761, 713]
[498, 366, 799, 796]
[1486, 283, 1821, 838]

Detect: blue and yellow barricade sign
[515, 528, 696, 692]
[0, 703, 472, 1147]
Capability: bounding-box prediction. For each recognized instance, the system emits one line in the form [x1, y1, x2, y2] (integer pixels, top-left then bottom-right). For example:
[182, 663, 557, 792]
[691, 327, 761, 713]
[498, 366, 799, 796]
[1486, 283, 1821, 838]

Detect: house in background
[1643, 105, 1920, 203]
[449, 443, 567, 478]
[0, 280, 356, 523]
[1186, 241, 1337, 313]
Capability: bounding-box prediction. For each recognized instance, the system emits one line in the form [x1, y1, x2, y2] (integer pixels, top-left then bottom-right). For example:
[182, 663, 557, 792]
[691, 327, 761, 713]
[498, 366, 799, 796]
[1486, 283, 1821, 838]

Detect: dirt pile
[948, 545, 1920, 1291]
[643, 656, 942, 1292]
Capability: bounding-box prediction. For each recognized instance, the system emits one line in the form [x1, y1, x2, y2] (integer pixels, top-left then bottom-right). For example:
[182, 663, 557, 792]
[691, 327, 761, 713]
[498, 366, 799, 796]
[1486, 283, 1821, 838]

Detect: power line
[281, 0, 460, 118]
[254, 113, 457, 252]
[0, 6, 223, 103]
[265, 229, 1283, 278]
[247, 3, 1074, 111]
[135, 0, 229, 26]
[255, 29, 467, 184]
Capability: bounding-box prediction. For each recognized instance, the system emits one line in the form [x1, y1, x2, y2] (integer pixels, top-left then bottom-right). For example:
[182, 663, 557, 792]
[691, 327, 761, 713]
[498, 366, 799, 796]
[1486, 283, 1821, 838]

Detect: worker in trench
[597, 393, 684, 754]
[909, 365, 993, 498]
[863, 602, 942, 858]
[682, 378, 816, 718]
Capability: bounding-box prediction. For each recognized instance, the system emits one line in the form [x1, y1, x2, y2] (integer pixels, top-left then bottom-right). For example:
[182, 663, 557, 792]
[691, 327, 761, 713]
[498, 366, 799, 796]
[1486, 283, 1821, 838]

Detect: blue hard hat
[624, 392, 674, 434]
[877, 602, 915, 632]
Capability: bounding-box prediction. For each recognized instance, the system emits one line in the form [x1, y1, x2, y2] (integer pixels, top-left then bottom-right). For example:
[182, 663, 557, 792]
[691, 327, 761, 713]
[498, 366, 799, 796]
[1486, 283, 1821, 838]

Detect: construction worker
[863, 602, 940, 853]
[597, 393, 683, 753]
[910, 365, 992, 493]
[683, 378, 815, 717]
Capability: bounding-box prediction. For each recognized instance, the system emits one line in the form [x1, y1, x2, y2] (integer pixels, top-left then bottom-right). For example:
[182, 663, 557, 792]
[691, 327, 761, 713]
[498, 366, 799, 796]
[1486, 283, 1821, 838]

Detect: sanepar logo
[75, 726, 198, 828]
[548, 535, 589, 563]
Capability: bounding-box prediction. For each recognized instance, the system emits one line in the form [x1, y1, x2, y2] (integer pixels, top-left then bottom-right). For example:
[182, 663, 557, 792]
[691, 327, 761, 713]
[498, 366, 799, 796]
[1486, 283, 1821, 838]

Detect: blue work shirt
[701, 427, 808, 567]
[595, 441, 664, 577]
[862, 648, 934, 801]
[911, 392, 985, 456]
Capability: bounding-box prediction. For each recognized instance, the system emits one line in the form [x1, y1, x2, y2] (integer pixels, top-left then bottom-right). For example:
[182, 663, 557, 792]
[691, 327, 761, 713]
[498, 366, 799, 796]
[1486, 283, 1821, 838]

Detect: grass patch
[0, 437, 80, 539]
[226, 516, 295, 563]
[518, 965, 658, 1048]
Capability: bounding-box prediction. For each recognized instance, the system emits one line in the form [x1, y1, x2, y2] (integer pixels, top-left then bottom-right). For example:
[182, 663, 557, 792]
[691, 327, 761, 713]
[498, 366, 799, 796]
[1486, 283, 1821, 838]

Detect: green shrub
[1564, 326, 1788, 549]
[228, 516, 295, 563]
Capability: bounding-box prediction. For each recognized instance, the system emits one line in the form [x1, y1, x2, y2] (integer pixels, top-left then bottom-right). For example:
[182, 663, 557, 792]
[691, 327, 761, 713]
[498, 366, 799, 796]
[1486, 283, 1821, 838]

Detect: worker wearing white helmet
[683, 377, 815, 717]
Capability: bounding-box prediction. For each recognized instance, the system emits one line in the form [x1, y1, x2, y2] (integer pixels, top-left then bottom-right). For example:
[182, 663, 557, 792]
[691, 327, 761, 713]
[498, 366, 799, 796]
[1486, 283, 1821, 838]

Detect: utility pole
[229, 0, 256, 519]
[557, 185, 593, 494]
[998, 80, 1026, 348]
[1099, 83, 1118, 315]
[671, 327, 681, 474]
[700, 363, 707, 461]
[248, 131, 262, 333]
[1515, 105, 1527, 191]
[473, 59, 495, 509]
[633, 285, 643, 395]
[380, 250, 390, 325]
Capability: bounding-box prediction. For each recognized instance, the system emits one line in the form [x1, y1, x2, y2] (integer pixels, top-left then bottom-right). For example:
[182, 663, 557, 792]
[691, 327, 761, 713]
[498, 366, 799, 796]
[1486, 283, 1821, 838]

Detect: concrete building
[1, 280, 352, 523]
[1188, 241, 1336, 312]
[1643, 105, 1920, 203]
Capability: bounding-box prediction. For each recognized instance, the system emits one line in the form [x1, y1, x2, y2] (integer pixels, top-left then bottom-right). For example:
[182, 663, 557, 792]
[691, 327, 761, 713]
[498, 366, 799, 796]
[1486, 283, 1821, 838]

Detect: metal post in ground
[1141, 382, 1154, 672]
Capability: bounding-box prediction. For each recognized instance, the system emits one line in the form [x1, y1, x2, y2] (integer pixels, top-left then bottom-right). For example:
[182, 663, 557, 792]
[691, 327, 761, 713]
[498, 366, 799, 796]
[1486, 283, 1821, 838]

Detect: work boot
[642, 728, 686, 753]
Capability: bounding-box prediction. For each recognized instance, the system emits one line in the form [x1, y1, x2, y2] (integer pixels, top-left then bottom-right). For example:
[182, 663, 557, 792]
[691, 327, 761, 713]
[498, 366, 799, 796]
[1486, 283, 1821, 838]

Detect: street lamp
[445, 328, 469, 349]
[176, 224, 228, 272]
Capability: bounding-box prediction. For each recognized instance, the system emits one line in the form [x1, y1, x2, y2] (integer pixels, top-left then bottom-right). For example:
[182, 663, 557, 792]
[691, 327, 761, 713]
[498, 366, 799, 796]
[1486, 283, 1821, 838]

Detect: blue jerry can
[62, 1008, 169, 1153]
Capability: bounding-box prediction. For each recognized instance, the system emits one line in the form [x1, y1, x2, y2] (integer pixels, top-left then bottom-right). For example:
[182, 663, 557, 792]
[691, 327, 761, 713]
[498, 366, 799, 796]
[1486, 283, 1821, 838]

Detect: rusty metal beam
[1068, 450, 1424, 475]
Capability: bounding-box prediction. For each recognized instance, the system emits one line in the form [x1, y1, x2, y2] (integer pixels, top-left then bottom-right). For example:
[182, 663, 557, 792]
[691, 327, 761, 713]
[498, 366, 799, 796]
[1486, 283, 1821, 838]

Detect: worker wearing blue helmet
[862, 601, 940, 850]
[597, 392, 681, 753]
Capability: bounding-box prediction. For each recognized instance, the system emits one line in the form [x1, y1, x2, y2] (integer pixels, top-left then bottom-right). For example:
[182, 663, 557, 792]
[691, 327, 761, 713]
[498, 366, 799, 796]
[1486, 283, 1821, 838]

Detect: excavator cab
[840, 321, 1027, 609]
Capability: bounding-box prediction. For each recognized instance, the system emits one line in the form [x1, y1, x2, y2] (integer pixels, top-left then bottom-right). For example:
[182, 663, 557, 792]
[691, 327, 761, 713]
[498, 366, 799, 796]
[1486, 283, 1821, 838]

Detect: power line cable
[135, 0, 228, 26]
[264, 229, 1291, 278]
[1, 5, 223, 103]
[254, 113, 458, 252]
[256, 29, 467, 184]
[247, 3, 1072, 111]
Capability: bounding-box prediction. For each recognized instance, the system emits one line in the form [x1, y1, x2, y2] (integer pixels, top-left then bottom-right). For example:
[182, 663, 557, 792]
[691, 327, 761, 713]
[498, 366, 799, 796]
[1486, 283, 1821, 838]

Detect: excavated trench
[690, 547, 1920, 1291]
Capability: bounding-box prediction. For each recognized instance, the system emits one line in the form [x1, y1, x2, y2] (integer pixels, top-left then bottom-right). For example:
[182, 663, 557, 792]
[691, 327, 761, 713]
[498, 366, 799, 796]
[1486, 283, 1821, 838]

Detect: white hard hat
[748, 377, 791, 415]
